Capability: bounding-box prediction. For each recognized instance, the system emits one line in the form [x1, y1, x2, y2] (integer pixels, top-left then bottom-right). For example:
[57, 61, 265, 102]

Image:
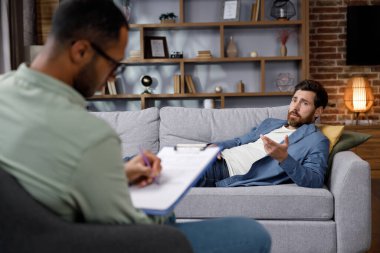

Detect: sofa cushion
[159, 106, 289, 149]
[317, 125, 345, 152]
[91, 108, 160, 157]
[327, 130, 372, 170]
[175, 184, 334, 220]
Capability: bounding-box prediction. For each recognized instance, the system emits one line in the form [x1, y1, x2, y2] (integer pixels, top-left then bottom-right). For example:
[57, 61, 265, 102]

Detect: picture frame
[144, 36, 169, 59]
[222, 0, 240, 21]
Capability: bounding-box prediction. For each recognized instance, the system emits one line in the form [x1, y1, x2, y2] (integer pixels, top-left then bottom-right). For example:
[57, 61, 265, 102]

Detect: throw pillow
[327, 130, 372, 175]
[317, 125, 345, 153]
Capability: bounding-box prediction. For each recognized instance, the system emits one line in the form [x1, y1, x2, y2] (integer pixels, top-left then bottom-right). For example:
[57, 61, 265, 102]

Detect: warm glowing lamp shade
[344, 77, 374, 113]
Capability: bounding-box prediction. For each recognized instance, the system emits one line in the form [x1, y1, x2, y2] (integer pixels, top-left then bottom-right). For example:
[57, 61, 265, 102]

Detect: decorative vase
[280, 44, 287, 57]
[226, 36, 238, 58]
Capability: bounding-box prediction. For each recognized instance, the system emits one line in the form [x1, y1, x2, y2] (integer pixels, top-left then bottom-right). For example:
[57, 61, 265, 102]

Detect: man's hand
[260, 134, 289, 163]
[208, 144, 222, 159]
[124, 150, 161, 187]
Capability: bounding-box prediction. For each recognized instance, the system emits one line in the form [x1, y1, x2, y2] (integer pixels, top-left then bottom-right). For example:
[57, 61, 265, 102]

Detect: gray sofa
[92, 106, 371, 253]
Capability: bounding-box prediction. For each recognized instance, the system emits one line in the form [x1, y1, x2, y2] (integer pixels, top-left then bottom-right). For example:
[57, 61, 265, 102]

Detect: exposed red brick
[317, 67, 344, 73]
[311, 73, 338, 79]
[338, 34, 346, 40]
[318, 41, 344, 47]
[336, 60, 347, 66]
[321, 80, 347, 86]
[310, 60, 336, 67]
[315, 53, 342, 60]
[312, 7, 340, 13]
[347, 1, 371, 5]
[345, 66, 372, 73]
[310, 1, 380, 124]
[309, 14, 319, 21]
[327, 94, 341, 100]
[310, 21, 339, 28]
[316, 1, 343, 7]
[310, 47, 337, 54]
[321, 115, 338, 122]
[325, 87, 338, 94]
[311, 34, 339, 41]
[319, 14, 345, 20]
[317, 27, 343, 33]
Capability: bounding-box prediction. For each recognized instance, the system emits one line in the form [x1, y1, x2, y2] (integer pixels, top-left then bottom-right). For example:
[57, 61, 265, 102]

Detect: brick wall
[310, 0, 380, 124]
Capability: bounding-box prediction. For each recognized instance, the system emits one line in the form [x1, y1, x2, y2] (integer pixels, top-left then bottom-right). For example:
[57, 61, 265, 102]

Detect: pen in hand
[139, 147, 159, 185]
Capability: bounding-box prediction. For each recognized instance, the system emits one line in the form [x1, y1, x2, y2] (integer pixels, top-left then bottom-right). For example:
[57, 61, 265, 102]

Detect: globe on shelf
[140, 75, 153, 94]
[276, 73, 295, 92]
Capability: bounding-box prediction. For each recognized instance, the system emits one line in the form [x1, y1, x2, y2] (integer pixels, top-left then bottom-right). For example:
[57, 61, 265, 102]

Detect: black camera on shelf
[170, 51, 183, 58]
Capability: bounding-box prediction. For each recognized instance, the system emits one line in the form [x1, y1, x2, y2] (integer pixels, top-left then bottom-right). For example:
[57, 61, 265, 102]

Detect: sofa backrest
[159, 106, 288, 149]
[91, 108, 160, 157]
[91, 106, 289, 156]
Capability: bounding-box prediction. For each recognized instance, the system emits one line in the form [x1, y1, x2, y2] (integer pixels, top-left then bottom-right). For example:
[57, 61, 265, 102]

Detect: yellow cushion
[317, 125, 345, 153]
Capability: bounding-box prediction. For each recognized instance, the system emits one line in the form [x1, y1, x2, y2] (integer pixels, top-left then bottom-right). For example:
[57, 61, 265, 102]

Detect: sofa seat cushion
[174, 184, 333, 220]
[91, 108, 160, 157]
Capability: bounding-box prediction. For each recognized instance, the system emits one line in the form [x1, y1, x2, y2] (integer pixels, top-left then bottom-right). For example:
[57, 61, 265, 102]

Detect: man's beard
[73, 60, 102, 98]
[287, 110, 315, 128]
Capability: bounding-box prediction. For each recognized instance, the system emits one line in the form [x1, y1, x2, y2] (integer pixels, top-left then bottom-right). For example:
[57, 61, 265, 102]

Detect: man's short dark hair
[51, 0, 128, 48]
[293, 80, 328, 109]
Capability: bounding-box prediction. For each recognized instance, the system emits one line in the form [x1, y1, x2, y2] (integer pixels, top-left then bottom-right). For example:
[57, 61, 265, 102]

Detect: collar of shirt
[15, 63, 87, 108]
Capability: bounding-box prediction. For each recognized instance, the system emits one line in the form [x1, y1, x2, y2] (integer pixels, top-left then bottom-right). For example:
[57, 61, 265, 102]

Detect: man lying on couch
[197, 80, 329, 188]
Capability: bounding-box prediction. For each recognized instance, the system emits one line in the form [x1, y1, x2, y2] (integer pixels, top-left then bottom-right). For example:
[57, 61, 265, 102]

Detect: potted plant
[159, 12, 177, 24]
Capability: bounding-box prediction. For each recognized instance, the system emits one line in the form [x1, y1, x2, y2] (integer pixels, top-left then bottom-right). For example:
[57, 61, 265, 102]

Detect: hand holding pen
[124, 148, 161, 187]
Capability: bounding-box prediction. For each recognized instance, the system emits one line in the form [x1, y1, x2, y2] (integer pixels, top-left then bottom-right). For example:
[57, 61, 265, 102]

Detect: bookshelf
[88, 0, 309, 110]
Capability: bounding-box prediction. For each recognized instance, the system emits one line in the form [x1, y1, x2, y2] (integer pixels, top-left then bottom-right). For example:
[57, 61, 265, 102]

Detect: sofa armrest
[327, 151, 371, 253]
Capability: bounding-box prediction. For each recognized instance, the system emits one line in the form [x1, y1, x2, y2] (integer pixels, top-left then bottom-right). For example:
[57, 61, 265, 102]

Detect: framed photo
[144, 36, 169, 59]
[222, 0, 240, 21]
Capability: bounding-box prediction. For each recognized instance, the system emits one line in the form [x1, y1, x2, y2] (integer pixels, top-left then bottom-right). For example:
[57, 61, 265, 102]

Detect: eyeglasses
[89, 42, 126, 79]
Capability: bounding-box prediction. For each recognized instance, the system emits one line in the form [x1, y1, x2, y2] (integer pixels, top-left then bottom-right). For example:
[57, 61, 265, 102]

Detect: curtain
[0, 0, 11, 74]
[9, 0, 24, 70]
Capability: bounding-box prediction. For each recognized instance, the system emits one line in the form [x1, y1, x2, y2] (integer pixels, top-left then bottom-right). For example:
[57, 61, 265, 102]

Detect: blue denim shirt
[215, 118, 329, 188]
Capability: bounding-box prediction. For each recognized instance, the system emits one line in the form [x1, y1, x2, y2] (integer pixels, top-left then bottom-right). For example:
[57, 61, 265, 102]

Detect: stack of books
[196, 50, 212, 59]
[129, 50, 141, 60]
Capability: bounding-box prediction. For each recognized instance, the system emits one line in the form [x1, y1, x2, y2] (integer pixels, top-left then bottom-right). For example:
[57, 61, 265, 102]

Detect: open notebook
[129, 146, 220, 216]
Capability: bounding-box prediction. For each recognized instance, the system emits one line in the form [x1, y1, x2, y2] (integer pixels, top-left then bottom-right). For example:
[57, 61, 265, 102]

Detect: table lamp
[344, 76, 374, 125]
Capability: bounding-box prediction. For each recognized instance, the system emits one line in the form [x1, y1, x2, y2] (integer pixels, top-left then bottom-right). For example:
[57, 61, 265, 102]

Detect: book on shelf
[196, 50, 212, 59]
[107, 80, 117, 95]
[173, 74, 181, 94]
[128, 50, 142, 61]
[185, 75, 197, 94]
[251, 0, 260, 22]
[251, 3, 257, 21]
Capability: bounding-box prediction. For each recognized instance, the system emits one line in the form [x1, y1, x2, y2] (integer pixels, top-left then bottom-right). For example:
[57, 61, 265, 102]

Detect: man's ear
[314, 106, 323, 120]
[69, 40, 92, 65]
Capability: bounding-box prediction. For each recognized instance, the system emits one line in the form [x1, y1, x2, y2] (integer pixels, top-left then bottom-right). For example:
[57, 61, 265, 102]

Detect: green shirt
[0, 64, 153, 224]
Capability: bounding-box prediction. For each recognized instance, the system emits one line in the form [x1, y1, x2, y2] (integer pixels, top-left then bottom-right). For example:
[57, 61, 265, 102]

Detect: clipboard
[129, 145, 220, 216]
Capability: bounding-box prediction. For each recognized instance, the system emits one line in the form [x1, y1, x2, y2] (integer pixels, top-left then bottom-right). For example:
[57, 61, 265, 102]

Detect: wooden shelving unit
[88, 0, 309, 109]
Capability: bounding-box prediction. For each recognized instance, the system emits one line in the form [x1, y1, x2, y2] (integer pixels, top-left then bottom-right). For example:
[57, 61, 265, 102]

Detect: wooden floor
[368, 179, 380, 253]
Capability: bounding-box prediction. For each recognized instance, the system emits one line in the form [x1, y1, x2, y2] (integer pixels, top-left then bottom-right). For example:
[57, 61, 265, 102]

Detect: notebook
[129, 145, 220, 215]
